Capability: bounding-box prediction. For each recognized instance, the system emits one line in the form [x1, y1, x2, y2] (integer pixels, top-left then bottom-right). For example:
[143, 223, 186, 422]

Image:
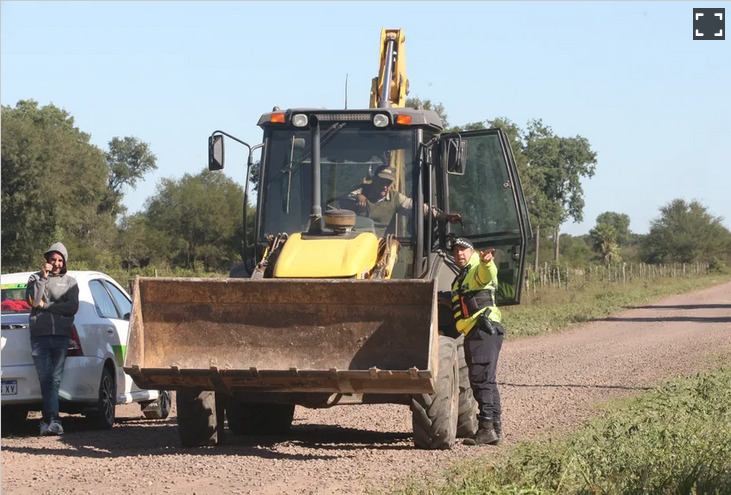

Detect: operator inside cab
[330, 164, 461, 237]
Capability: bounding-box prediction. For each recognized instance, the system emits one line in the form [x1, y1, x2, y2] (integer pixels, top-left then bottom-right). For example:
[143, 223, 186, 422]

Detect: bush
[708, 257, 728, 274]
[396, 368, 731, 494]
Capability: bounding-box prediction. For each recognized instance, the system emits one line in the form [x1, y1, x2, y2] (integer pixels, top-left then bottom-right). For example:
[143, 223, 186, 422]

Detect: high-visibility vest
[451, 251, 501, 335]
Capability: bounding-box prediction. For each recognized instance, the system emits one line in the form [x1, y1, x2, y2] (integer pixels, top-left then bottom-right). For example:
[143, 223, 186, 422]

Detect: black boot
[464, 419, 499, 446]
[493, 419, 503, 443]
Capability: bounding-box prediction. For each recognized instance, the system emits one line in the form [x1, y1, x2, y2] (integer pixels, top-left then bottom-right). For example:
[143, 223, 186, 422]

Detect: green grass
[393, 274, 731, 495]
[395, 366, 731, 495]
[503, 273, 731, 339]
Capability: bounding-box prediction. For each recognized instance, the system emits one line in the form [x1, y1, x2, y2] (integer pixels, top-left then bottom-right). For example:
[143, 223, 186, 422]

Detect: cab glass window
[260, 125, 417, 239]
[448, 134, 521, 236]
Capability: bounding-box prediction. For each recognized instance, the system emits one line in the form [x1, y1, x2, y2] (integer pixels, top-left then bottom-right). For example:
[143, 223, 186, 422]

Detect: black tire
[456, 337, 478, 438]
[1, 406, 28, 437]
[227, 403, 295, 435]
[86, 367, 116, 429]
[410, 336, 459, 449]
[142, 390, 172, 419]
[176, 389, 218, 447]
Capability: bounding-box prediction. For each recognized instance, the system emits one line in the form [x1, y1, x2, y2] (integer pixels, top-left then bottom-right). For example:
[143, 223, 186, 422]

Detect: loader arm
[370, 28, 409, 108]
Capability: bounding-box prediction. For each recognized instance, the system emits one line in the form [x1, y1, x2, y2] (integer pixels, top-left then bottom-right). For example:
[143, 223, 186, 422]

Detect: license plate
[2, 380, 18, 395]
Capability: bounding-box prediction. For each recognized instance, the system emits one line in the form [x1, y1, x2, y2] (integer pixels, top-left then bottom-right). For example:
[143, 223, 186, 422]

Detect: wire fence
[524, 261, 712, 296]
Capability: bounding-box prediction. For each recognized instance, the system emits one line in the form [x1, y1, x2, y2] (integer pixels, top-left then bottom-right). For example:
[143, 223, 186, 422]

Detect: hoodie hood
[44, 242, 68, 274]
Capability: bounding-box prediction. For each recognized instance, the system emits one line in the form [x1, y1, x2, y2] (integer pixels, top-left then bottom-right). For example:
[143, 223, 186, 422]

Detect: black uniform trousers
[463, 320, 504, 421]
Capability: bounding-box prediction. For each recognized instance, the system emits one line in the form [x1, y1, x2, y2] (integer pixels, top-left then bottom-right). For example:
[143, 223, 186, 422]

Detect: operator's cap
[450, 237, 474, 251]
[374, 165, 396, 183]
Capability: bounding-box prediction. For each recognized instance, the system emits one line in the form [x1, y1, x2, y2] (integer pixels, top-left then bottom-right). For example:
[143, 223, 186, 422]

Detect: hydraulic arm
[370, 29, 409, 108]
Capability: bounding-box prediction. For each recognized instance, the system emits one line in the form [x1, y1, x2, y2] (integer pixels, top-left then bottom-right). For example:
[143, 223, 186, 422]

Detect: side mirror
[443, 138, 466, 175]
[209, 134, 224, 171]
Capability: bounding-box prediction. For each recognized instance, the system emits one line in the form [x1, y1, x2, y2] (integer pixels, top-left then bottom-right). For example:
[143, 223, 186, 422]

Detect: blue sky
[2, 1, 729, 236]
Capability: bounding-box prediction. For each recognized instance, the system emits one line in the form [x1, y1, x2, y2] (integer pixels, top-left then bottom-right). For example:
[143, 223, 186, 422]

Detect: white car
[1, 271, 171, 436]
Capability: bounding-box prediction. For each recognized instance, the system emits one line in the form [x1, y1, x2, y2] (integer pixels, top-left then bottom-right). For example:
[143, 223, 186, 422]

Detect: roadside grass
[502, 273, 731, 339]
[395, 365, 731, 495]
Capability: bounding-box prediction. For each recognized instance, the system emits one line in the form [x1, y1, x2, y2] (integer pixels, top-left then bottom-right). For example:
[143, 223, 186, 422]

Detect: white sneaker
[47, 419, 64, 435]
[39, 421, 51, 436]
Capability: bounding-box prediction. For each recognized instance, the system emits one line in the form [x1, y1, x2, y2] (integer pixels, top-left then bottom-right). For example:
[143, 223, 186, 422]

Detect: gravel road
[2, 282, 730, 495]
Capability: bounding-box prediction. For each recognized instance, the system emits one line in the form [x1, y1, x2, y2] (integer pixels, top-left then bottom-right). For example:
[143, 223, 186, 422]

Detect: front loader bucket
[124, 277, 438, 395]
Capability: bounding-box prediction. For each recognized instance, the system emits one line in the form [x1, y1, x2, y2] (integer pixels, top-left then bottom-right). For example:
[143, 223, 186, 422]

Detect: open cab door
[440, 129, 532, 305]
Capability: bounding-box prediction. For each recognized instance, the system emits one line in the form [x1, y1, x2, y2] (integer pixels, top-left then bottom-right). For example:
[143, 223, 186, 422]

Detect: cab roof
[257, 107, 444, 131]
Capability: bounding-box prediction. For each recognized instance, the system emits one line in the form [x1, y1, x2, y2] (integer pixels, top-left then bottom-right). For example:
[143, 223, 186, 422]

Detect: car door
[440, 129, 532, 305]
[87, 278, 133, 400]
[99, 279, 146, 397]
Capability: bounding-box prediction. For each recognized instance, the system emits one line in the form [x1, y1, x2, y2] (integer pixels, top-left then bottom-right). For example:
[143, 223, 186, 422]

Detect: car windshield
[259, 124, 417, 238]
[1, 284, 31, 314]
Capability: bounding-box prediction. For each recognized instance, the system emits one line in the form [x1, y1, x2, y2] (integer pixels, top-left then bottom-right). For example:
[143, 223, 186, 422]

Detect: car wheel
[142, 390, 172, 419]
[86, 367, 116, 429]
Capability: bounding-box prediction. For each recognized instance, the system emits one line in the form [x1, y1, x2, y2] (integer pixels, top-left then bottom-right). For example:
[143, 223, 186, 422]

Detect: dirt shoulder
[2, 282, 730, 495]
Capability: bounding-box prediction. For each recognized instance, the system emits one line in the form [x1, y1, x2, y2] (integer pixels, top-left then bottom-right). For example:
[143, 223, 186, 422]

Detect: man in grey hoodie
[26, 242, 79, 436]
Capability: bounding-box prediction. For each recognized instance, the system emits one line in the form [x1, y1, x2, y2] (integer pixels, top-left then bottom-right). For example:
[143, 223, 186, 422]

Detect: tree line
[1, 100, 245, 274]
[407, 97, 731, 271]
[2, 99, 730, 276]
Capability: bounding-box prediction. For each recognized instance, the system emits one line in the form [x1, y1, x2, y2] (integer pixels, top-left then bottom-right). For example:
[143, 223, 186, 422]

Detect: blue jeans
[31, 335, 69, 422]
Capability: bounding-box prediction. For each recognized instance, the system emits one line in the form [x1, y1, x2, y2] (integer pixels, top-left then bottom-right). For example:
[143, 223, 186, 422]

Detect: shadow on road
[501, 381, 653, 391]
[620, 303, 731, 310]
[1, 414, 413, 460]
[597, 316, 731, 323]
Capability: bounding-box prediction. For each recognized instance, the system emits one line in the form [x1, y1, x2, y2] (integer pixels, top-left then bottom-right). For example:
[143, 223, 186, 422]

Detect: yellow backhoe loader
[125, 29, 531, 449]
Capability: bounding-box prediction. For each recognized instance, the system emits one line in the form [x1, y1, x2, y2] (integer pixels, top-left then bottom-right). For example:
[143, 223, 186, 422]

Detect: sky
[2, 1, 730, 236]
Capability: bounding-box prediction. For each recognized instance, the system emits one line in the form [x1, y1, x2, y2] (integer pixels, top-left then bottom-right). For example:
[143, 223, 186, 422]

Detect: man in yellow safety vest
[449, 236, 504, 446]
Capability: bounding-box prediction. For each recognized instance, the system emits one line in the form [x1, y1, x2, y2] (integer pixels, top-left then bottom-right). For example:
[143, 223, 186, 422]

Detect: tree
[116, 213, 172, 271]
[590, 223, 620, 264]
[524, 119, 597, 262]
[589, 211, 631, 264]
[143, 170, 245, 271]
[642, 199, 731, 264]
[559, 234, 594, 266]
[595, 211, 632, 246]
[102, 137, 157, 217]
[1, 100, 113, 271]
[488, 118, 557, 270]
